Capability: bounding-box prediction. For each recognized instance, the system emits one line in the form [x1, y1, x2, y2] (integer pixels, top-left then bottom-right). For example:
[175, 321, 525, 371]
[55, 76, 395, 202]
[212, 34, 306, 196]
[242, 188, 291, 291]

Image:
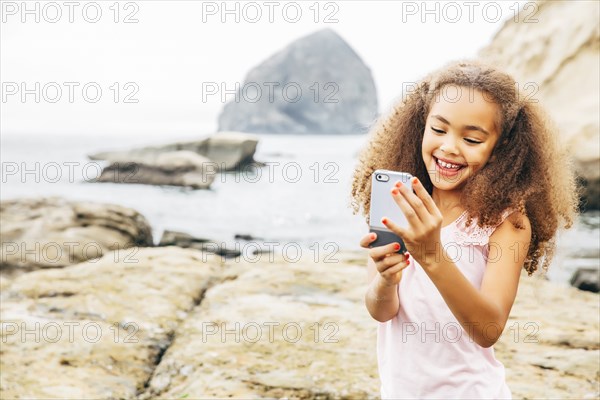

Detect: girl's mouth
[434, 157, 466, 177]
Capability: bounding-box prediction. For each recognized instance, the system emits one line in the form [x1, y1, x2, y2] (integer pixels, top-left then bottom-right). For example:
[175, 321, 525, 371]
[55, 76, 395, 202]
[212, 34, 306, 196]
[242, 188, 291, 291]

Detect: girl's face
[421, 85, 501, 191]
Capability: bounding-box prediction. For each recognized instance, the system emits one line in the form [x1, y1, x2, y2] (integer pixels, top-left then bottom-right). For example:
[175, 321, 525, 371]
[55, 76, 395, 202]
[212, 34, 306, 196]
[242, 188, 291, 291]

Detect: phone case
[368, 170, 414, 254]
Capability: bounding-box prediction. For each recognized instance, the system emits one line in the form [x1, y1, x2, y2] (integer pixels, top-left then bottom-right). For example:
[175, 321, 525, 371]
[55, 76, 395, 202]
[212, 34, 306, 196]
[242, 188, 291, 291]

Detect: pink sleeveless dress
[377, 209, 515, 399]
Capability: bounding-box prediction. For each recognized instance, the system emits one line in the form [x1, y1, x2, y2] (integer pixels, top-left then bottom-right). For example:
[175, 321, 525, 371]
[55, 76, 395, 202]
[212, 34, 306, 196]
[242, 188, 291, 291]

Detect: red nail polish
[412, 177, 418, 185]
[405, 253, 410, 259]
[392, 189, 399, 195]
[382, 217, 388, 224]
[370, 233, 375, 240]
[395, 181, 401, 188]
[394, 243, 400, 250]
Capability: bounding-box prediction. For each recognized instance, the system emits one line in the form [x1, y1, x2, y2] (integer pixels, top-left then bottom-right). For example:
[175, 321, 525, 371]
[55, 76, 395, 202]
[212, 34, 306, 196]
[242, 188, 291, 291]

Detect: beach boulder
[0, 197, 153, 271]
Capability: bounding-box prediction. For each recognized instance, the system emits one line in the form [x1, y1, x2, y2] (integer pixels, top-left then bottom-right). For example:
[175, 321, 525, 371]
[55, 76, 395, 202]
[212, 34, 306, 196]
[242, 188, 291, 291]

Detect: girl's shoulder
[450, 208, 519, 247]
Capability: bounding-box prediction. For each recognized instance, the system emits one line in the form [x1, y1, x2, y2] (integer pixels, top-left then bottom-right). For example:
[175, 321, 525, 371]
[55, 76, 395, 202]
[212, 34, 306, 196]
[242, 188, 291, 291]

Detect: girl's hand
[381, 177, 443, 266]
[359, 233, 411, 286]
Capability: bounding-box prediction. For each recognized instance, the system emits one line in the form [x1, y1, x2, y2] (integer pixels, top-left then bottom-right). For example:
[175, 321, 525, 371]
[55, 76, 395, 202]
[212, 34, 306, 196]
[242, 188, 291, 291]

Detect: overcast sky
[1, 0, 529, 136]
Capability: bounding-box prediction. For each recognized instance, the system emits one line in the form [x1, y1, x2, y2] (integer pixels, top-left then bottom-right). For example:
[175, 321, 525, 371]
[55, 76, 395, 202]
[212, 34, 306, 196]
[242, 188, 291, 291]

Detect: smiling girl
[350, 60, 581, 399]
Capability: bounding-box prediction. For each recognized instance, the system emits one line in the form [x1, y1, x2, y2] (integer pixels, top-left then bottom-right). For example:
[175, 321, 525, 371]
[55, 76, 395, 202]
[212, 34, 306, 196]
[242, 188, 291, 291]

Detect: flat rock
[0, 247, 221, 399]
[143, 251, 379, 399]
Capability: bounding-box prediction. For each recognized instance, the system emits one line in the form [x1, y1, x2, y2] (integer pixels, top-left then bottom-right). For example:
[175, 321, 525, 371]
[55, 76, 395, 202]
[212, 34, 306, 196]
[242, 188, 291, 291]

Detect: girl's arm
[420, 211, 531, 347]
[361, 231, 409, 322]
[364, 256, 400, 322]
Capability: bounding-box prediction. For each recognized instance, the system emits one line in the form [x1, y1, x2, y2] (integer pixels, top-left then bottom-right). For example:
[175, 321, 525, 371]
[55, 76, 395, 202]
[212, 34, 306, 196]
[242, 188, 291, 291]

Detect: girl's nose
[440, 142, 459, 154]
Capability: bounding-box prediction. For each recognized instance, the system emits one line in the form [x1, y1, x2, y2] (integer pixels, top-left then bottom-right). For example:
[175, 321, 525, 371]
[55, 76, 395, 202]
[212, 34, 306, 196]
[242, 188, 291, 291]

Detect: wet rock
[204, 244, 242, 259]
[570, 267, 600, 293]
[158, 231, 241, 259]
[234, 233, 264, 241]
[158, 230, 212, 247]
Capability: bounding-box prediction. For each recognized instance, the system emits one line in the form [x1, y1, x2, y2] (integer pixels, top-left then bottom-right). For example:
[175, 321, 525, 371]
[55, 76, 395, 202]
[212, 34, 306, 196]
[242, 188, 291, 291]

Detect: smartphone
[368, 169, 414, 254]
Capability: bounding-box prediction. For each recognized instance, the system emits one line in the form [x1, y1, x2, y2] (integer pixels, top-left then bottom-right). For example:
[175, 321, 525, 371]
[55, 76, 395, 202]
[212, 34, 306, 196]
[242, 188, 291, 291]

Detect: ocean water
[1, 132, 598, 287]
[0, 132, 369, 254]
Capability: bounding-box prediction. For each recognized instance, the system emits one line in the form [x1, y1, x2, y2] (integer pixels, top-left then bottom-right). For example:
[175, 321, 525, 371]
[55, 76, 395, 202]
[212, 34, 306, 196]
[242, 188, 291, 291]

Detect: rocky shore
[1, 241, 598, 399]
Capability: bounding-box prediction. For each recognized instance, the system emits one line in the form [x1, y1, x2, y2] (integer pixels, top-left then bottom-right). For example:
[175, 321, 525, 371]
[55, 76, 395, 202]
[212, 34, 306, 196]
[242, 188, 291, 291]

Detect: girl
[350, 60, 581, 399]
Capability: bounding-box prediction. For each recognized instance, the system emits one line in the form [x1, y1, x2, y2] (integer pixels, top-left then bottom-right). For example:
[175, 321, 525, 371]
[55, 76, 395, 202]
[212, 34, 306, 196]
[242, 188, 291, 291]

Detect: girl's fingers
[359, 232, 377, 249]
[409, 177, 442, 219]
[381, 216, 408, 239]
[380, 258, 411, 276]
[390, 185, 422, 226]
[376, 253, 410, 273]
[368, 241, 402, 260]
[394, 180, 429, 223]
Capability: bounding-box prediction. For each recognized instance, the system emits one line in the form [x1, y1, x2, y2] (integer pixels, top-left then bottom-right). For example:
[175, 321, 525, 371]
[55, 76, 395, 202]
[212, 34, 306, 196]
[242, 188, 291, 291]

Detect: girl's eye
[465, 139, 482, 144]
[431, 126, 481, 144]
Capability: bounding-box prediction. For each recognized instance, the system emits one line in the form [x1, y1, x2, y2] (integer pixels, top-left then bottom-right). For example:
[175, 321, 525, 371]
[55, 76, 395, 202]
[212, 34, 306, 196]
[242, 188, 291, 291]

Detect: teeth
[436, 158, 462, 169]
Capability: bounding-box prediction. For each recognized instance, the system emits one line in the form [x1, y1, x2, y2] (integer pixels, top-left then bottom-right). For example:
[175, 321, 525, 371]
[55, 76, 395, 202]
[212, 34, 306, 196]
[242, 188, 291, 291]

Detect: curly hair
[349, 59, 582, 276]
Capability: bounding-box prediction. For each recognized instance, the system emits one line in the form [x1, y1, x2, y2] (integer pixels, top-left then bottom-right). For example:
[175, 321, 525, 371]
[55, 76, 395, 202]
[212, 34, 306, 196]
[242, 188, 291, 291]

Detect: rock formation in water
[88, 132, 260, 189]
[218, 28, 378, 134]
